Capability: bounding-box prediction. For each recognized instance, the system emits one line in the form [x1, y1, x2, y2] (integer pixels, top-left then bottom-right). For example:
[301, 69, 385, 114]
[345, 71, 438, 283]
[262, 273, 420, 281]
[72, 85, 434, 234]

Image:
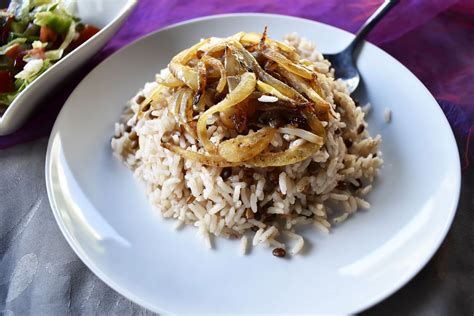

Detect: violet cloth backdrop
[1, 0, 473, 315]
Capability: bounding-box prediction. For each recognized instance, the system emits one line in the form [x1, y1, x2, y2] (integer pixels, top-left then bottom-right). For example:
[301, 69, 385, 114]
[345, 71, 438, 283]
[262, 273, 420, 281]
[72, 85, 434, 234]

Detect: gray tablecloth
[1, 138, 473, 315]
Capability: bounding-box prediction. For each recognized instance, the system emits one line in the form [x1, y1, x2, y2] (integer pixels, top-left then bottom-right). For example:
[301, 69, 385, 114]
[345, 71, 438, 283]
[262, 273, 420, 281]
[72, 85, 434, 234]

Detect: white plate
[45, 13, 461, 314]
[0, 0, 137, 135]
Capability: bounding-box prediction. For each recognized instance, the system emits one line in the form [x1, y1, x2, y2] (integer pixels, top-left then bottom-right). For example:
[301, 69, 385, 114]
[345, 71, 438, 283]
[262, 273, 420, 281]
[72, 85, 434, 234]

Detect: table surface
[1, 0, 474, 314]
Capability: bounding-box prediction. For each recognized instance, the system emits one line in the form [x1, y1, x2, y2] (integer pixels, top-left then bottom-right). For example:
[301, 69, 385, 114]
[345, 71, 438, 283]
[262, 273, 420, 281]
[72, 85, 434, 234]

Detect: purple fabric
[1, 0, 473, 167]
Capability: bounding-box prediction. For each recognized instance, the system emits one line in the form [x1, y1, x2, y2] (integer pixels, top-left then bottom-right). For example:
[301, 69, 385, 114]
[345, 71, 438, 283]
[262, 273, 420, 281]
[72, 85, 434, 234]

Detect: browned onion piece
[173, 88, 185, 118]
[226, 75, 241, 91]
[245, 141, 322, 167]
[301, 106, 326, 138]
[229, 40, 307, 103]
[310, 75, 326, 99]
[259, 26, 268, 51]
[201, 55, 226, 93]
[169, 62, 198, 91]
[192, 60, 207, 106]
[173, 88, 197, 137]
[197, 72, 257, 154]
[179, 89, 192, 122]
[225, 46, 246, 79]
[156, 73, 184, 88]
[174, 38, 210, 64]
[269, 40, 300, 61]
[262, 47, 313, 79]
[218, 127, 276, 162]
[256, 80, 293, 102]
[137, 86, 165, 120]
[277, 67, 330, 120]
[240, 32, 263, 46]
[162, 142, 239, 167]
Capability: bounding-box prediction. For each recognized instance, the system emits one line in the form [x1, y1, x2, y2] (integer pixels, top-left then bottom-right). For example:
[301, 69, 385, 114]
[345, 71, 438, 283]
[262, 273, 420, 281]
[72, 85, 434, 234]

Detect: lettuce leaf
[0, 38, 27, 55]
[33, 11, 71, 34]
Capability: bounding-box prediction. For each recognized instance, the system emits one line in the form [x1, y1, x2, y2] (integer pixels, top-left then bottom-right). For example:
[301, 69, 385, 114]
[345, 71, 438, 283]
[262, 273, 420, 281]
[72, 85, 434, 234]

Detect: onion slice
[162, 143, 239, 167]
[156, 73, 184, 88]
[245, 142, 322, 167]
[256, 80, 293, 102]
[192, 60, 207, 106]
[169, 62, 198, 91]
[277, 67, 330, 120]
[174, 38, 210, 64]
[218, 127, 276, 162]
[197, 72, 257, 153]
[201, 55, 226, 93]
[230, 40, 307, 103]
[262, 47, 313, 79]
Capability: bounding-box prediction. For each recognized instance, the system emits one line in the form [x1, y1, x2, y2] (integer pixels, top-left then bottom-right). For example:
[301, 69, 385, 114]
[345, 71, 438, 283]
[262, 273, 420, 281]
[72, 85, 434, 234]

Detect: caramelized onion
[162, 142, 238, 167]
[277, 67, 330, 120]
[192, 60, 207, 106]
[230, 40, 307, 102]
[169, 62, 198, 91]
[156, 73, 184, 88]
[153, 30, 334, 168]
[218, 127, 276, 162]
[201, 55, 226, 93]
[197, 72, 257, 153]
[262, 47, 313, 79]
[245, 142, 321, 167]
[256, 80, 293, 102]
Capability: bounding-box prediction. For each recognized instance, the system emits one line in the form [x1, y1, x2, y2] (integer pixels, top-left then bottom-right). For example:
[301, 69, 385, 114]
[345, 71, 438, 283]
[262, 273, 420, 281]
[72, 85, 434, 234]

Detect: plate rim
[45, 12, 461, 315]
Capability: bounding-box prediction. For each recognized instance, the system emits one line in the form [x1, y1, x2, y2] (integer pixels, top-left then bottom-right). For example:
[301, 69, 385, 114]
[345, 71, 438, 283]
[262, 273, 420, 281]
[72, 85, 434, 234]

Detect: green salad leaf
[0, 38, 27, 55]
[33, 11, 71, 34]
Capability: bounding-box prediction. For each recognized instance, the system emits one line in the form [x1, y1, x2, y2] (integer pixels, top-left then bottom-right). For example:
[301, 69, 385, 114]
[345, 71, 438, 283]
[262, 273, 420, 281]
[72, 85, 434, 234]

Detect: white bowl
[46, 13, 461, 314]
[0, 0, 137, 135]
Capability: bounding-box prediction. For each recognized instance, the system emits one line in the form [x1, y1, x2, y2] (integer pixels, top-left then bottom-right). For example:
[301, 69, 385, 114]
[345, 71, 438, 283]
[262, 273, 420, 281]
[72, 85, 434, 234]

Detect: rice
[111, 33, 383, 257]
[240, 236, 248, 255]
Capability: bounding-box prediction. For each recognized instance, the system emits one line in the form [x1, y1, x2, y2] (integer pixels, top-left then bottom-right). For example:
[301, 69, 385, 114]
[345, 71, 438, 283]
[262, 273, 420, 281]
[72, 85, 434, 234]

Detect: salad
[0, 0, 99, 110]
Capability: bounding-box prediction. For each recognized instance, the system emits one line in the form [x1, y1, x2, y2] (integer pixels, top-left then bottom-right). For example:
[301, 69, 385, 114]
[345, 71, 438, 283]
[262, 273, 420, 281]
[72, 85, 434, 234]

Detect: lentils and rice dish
[111, 30, 383, 257]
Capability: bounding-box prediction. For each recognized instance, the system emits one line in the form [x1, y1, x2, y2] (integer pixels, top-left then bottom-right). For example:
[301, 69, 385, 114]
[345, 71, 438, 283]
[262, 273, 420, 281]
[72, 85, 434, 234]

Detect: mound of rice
[111, 33, 383, 257]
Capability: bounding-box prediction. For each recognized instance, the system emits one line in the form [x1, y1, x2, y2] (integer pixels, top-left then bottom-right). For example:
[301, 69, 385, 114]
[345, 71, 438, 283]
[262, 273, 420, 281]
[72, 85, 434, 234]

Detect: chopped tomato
[0, 71, 14, 94]
[5, 43, 21, 59]
[1, 16, 13, 43]
[40, 26, 57, 43]
[13, 51, 28, 70]
[70, 25, 100, 50]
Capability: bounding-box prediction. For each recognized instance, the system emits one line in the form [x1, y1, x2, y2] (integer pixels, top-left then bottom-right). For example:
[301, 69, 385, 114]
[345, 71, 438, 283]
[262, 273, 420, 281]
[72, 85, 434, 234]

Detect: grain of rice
[333, 213, 349, 224]
[253, 228, 264, 246]
[314, 221, 330, 234]
[240, 236, 248, 255]
[291, 236, 304, 255]
[279, 172, 288, 195]
[258, 226, 278, 243]
[355, 197, 371, 209]
[330, 193, 349, 201]
[359, 185, 373, 195]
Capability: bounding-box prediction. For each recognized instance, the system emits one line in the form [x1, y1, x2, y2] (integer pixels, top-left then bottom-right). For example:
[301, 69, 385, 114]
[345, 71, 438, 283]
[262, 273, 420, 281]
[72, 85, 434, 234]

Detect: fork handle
[347, 0, 398, 53]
